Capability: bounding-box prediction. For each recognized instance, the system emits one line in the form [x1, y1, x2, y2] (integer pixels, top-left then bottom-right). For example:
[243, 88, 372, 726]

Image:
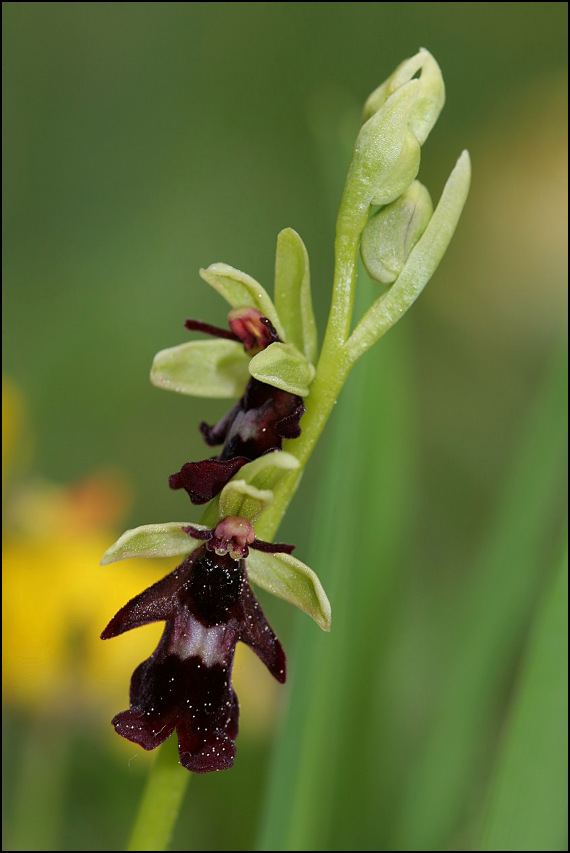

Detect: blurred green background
[2, 3, 567, 851]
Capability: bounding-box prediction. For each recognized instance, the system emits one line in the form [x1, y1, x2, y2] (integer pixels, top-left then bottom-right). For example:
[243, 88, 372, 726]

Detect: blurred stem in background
[479, 544, 568, 852]
[395, 343, 567, 852]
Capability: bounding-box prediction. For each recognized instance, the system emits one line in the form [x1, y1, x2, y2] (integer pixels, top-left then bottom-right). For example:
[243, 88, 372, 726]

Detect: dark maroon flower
[101, 533, 286, 773]
[169, 309, 305, 505]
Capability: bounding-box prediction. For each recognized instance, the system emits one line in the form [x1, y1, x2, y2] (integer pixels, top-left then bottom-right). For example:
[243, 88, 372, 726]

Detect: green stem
[126, 735, 190, 852]
[255, 198, 363, 541]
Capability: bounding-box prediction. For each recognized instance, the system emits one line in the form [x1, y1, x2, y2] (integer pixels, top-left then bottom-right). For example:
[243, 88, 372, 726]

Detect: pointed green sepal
[199, 263, 285, 339]
[247, 550, 332, 631]
[274, 228, 318, 365]
[207, 452, 301, 527]
[233, 450, 301, 493]
[100, 522, 208, 565]
[249, 342, 315, 396]
[218, 481, 274, 523]
[150, 339, 249, 398]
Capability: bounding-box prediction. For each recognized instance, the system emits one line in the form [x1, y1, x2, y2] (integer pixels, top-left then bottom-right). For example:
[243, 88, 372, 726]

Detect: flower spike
[102, 49, 468, 781]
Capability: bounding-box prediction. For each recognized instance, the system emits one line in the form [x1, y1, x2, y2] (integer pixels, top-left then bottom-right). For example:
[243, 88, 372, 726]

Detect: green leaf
[249, 341, 315, 396]
[274, 228, 318, 365]
[150, 339, 249, 398]
[478, 548, 568, 852]
[100, 522, 207, 564]
[218, 481, 274, 523]
[247, 550, 331, 631]
[199, 262, 285, 339]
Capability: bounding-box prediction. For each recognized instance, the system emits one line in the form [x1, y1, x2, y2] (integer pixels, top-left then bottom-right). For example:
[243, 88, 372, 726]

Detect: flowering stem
[254, 241, 356, 540]
[126, 735, 189, 852]
[256, 149, 471, 542]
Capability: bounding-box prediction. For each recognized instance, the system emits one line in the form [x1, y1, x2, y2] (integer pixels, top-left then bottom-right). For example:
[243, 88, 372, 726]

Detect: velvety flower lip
[170, 378, 304, 505]
[101, 529, 286, 773]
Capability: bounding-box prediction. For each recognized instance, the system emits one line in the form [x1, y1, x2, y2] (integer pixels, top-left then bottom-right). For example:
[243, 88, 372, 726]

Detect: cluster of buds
[101, 48, 470, 773]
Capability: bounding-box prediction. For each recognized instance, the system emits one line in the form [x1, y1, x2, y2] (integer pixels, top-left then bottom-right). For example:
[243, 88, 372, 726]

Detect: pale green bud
[347, 79, 421, 209]
[361, 181, 433, 285]
[363, 47, 445, 145]
[340, 49, 445, 221]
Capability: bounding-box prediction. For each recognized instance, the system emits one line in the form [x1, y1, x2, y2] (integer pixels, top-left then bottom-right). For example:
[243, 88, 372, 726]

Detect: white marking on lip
[175, 618, 228, 666]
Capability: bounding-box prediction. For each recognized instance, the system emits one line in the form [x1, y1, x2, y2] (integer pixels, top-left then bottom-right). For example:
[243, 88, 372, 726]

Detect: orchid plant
[101, 48, 470, 848]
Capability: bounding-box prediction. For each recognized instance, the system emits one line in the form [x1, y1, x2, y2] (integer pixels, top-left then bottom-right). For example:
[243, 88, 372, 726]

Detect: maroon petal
[274, 398, 305, 440]
[237, 580, 287, 684]
[184, 318, 240, 342]
[169, 457, 250, 504]
[250, 539, 295, 554]
[112, 707, 176, 750]
[176, 665, 240, 773]
[100, 559, 196, 639]
[199, 399, 243, 447]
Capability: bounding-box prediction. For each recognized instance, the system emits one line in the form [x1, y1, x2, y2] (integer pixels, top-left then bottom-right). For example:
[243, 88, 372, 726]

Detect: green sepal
[150, 339, 249, 398]
[219, 481, 274, 523]
[247, 550, 332, 631]
[274, 228, 318, 365]
[199, 263, 285, 339]
[206, 452, 300, 527]
[249, 342, 315, 396]
[232, 450, 300, 494]
[100, 522, 208, 565]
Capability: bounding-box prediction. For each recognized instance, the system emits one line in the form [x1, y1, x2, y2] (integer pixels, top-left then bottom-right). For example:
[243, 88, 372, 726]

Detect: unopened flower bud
[340, 49, 445, 220]
[361, 181, 433, 285]
[362, 47, 445, 145]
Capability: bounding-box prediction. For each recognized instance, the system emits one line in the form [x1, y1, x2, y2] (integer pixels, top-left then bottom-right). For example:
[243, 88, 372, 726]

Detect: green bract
[348, 150, 471, 360]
